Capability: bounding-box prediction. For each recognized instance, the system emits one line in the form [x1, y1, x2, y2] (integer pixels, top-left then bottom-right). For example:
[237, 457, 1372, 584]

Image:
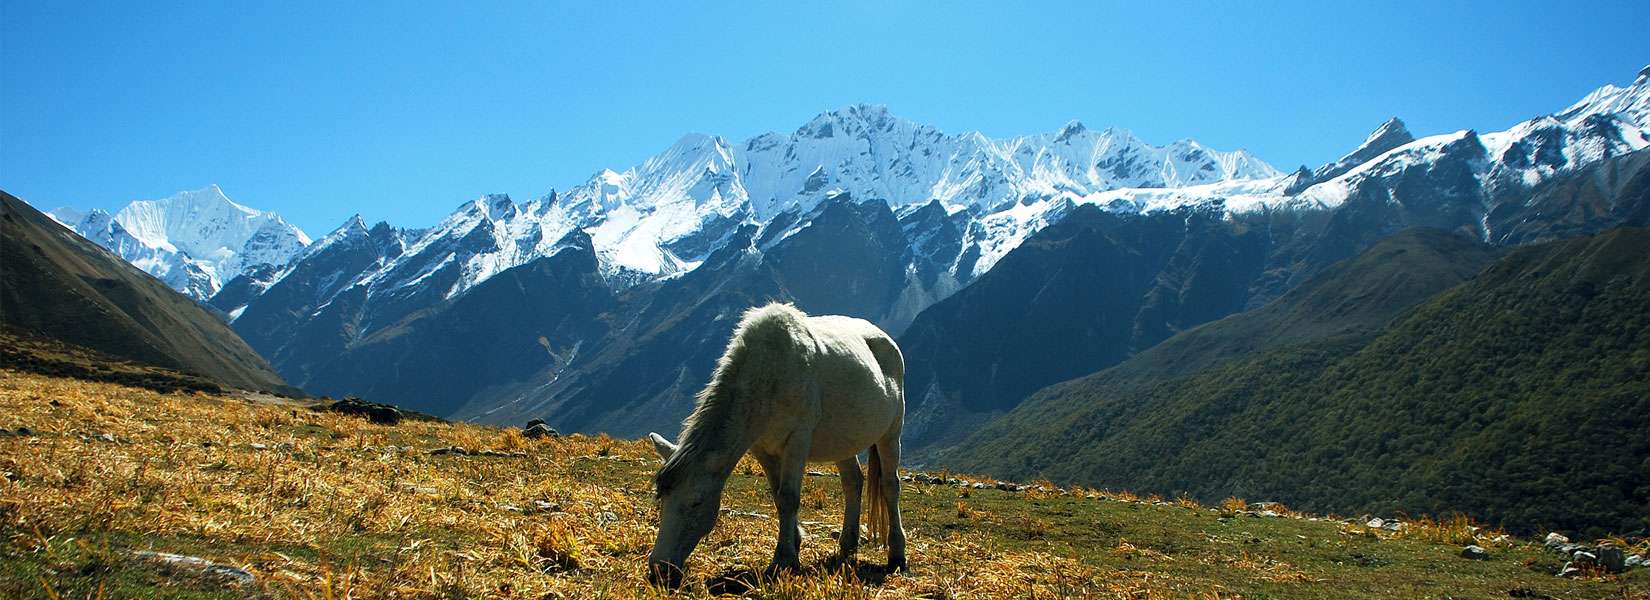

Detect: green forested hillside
[939, 228, 1650, 536]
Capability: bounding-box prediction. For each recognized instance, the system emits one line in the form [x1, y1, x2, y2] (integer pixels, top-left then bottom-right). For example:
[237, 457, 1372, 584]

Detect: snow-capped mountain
[1081, 65, 1650, 236]
[219, 65, 1650, 433]
[283, 105, 1278, 321]
[49, 185, 311, 301]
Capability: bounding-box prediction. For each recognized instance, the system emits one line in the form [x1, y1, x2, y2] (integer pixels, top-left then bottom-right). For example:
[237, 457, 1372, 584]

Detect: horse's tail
[865, 444, 890, 547]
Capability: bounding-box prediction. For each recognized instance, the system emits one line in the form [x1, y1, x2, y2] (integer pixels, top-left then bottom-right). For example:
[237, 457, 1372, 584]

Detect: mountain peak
[1054, 120, 1087, 143]
[1638, 64, 1650, 85]
[799, 104, 906, 138]
[1371, 116, 1409, 138]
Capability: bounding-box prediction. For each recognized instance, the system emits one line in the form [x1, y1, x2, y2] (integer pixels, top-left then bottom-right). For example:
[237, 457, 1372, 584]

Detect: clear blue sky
[4, 1, 1648, 235]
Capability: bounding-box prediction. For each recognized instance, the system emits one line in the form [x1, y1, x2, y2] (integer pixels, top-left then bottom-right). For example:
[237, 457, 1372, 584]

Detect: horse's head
[646, 432, 723, 587]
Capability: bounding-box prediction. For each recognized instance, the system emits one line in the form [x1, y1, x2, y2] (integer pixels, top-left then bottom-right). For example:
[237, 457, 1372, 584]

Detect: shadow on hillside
[705, 557, 898, 594]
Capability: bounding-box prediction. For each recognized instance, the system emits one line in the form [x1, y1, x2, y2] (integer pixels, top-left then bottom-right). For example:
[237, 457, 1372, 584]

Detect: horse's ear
[649, 432, 678, 461]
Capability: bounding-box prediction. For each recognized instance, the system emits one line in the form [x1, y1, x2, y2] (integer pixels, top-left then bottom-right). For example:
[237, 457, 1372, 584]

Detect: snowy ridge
[50, 185, 311, 300]
[336, 105, 1280, 303]
[1082, 65, 1650, 227]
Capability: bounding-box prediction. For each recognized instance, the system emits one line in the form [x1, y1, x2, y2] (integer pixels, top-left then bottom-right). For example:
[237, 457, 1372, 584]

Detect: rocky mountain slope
[936, 228, 1650, 536]
[48, 185, 311, 302]
[1, 191, 297, 395]
[215, 107, 1280, 420]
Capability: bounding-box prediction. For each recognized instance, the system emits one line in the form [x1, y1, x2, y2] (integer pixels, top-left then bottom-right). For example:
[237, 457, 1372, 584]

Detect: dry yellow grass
[0, 371, 1220, 598]
[2, 370, 1645, 599]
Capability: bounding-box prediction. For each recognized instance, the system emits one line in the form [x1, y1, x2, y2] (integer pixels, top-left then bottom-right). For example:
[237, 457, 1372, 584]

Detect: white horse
[646, 303, 907, 586]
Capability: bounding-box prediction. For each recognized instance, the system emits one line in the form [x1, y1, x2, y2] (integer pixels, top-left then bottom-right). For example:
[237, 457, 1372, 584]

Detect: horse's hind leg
[834, 456, 863, 561]
[874, 433, 908, 571]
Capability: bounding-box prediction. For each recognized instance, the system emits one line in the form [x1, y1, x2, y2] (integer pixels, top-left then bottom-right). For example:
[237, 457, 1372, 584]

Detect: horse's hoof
[887, 557, 909, 573]
[647, 563, 685, 588]
[824, 552, 857, 569]
[762, 561, 802, 579]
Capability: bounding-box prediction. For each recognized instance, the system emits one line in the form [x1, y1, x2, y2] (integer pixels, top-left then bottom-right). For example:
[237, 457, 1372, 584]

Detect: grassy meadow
[1, 370, 1646, 599]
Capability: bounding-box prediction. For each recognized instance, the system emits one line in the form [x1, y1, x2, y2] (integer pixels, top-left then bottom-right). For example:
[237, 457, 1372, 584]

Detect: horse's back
[807, 315, 904, 383]
[798, 315, 904, 460]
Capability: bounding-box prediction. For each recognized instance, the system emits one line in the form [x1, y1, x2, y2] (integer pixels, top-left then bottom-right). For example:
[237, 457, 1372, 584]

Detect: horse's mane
[656, 303, 809, 495]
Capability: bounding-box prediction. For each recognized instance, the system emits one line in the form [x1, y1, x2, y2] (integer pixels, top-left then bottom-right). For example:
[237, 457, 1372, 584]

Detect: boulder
[1624, 554, 1645, 569]
[1595, 545, 1626, 573]
[1460, 545, 1489, 560]
[320, 397, 403, 425]
[523, 423, 559, 439]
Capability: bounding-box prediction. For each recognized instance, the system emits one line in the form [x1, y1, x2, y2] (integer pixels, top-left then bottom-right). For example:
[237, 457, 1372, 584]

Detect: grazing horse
[646, 303, 907, 586]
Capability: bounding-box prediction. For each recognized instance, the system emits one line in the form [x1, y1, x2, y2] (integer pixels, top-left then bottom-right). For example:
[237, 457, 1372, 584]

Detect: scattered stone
[523, 423, 559, 439]
[1557, 563, 1584, 578]
[248, 443, 269, 451]
[1625, 554, 1645, 569]
[532, 500, 561, 513]
[806, 470, 828, 477]
[96, 433, 117, 443]
[429, 446, 468, 456]
[526, 418, 547, 428]
[500, 504, 523, 513]
[1544, 532, 1570, 549]
[1461, 545, 1489, 560]
[1258, 510, 1281, 518]
[971, 482, 989, 490]
[131, 550, 255, 586]
[1571, 551, 1598, 567]
[596, 511, 620, 525]
[1595, 545, 1626, 573]
[1366, 518, 1386, 529]
[1382, 520, 1403, 532]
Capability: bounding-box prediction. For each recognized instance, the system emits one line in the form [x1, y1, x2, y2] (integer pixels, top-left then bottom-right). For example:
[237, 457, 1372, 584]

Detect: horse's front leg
[766, 434, 810, 575]
[834, 456, 863, 562]
[754, 453, 805, 548]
